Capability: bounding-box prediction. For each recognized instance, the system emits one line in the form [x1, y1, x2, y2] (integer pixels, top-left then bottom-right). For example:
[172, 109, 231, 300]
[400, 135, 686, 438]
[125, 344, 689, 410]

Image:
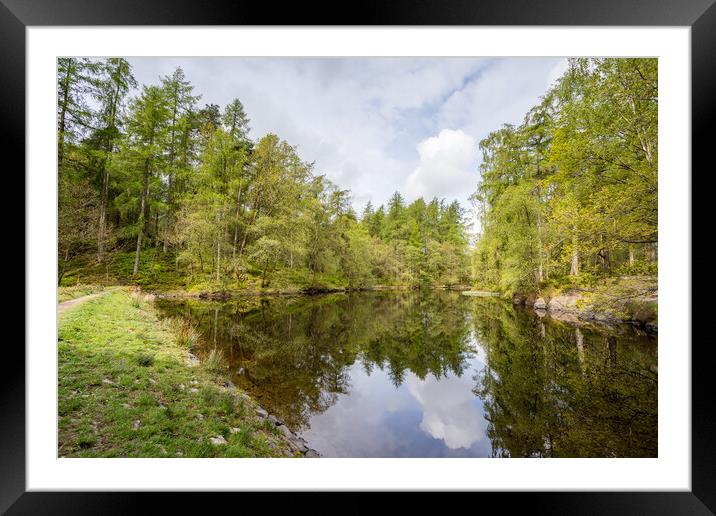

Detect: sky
[127, 57, 568, 221]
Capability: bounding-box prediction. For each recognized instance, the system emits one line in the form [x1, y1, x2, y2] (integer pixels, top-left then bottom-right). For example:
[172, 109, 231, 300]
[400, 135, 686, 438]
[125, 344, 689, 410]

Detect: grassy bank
[58, 284, 109, 303]
[58, 287, 296, 457]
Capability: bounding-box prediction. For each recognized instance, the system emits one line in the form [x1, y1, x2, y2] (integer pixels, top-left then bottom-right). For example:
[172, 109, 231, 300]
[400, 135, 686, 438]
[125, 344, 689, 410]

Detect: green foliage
[57, 59, 474, 291]
[472, 58, 657, 295]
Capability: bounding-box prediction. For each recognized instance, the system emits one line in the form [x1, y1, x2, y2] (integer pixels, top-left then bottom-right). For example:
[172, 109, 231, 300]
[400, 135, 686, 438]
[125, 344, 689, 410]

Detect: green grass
[58, 288, 295, 457]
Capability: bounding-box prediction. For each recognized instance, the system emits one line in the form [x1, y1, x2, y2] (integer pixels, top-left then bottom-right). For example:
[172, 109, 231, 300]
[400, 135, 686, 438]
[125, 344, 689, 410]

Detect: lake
[155, 290, 657, 457]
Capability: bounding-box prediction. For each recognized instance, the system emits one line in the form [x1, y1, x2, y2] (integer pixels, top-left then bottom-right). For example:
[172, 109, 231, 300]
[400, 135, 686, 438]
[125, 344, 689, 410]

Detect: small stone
[230, 427, 240, 434]
[277, 424, 293, 438]
[132, 420, 141, 430]
[148, 378, 156, 384]
[189, 388, 199, 393]
[268, 415, 281, 426]
[122, 403, 132, 409]
[197, 414, 204, 421]
[290, 437, 308, 453]
[255, 407, 268, 418]
[178, 384, 186, 390]
[304, 449, 320, 458]
[102, 378, 114, 385]
[209, 436, 227, 445]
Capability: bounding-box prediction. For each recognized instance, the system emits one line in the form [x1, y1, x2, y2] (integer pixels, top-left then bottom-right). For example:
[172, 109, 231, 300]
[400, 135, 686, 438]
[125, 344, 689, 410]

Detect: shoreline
[147, 282, 658, 336]
[153, 283, 473, 300]
[57, 287, 319, 458]
[511, 288, 658, 335]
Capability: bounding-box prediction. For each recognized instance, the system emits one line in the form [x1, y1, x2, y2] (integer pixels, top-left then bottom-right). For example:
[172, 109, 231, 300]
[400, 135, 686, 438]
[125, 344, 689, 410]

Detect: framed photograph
[8, 0, 713, 511]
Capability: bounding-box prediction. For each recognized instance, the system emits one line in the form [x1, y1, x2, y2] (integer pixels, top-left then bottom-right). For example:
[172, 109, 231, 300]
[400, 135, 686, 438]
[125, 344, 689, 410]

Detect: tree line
[471, 58, 657, 295]
[58, 58, 655, 293]
[57, 58, 471, 289]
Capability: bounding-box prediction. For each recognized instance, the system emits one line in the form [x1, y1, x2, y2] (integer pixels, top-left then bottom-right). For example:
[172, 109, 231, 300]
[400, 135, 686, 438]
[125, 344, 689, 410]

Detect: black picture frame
[5, 0, 712, 512]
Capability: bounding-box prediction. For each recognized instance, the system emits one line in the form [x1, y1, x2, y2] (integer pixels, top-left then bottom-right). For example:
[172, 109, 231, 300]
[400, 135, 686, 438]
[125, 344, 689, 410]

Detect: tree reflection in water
[472, 301, 657, 457]
[156, 290, 656, 457]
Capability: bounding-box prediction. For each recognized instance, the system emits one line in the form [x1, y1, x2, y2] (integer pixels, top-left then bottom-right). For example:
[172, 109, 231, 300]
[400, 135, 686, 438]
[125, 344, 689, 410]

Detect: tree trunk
[536, 210, 544, 283]
[97, 81, 120, 262]
[164, 95, 179, 254]
[97, 161, 110, 262]
[58, 65, 72, 169]
[133, 160, 150, 276]
[570, 226, 579, 277]
[599, 248, 611, 273]
[232, 182, 243, 259]
[216, 212, 221, 283]
[58, 248, 70, 286]
[237, 209, 258, 260]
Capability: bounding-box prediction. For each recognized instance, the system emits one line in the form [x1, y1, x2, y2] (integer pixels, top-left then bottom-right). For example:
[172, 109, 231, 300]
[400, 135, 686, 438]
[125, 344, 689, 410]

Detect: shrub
[203, 348, 225, 373]
[168, 318, 201, 349]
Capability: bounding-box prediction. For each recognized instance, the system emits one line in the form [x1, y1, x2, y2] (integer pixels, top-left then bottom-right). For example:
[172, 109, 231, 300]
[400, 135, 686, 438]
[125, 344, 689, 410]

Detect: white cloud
[546, 58, 570, 88]
[404, 129, 478, 201]
[125, 57, 564, 212]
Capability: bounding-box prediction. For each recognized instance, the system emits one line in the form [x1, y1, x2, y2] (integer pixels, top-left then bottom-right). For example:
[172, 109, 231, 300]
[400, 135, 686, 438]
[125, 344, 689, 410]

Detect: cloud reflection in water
[407, 370, 486, 449]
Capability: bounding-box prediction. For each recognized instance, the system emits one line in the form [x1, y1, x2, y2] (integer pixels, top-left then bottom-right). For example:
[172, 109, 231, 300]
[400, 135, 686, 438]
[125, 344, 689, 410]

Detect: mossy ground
[58, 288, 296, 457]
[60, 249, 359, 294]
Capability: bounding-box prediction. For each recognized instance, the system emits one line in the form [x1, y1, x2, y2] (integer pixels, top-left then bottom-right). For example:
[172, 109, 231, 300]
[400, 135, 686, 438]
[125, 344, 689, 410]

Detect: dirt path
[58, 288, 119, 315]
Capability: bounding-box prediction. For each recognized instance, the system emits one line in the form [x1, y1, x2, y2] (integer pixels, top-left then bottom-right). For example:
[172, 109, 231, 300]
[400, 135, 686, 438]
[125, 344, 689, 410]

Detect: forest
[58, 57, 657, 296]
[57, 58, 470, 291]
[471, 58, 657, 295]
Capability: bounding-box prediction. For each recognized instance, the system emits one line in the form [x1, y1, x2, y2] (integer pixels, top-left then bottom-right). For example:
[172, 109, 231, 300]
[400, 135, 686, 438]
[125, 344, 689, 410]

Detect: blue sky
[127, 57, 568, 219]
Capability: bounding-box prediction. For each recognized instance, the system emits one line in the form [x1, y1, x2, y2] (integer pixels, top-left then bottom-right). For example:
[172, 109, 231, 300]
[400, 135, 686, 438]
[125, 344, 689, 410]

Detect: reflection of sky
[300, 343, 491, 457]
[407, 371, 486, 450]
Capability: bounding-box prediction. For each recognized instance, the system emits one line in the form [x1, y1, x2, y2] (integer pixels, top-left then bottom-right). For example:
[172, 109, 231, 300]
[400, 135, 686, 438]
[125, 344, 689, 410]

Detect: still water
[156, 290, 657, 457]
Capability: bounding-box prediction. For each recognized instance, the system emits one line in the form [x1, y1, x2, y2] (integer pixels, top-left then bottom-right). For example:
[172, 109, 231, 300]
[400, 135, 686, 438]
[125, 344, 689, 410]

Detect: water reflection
[155, 290, 657, 457]
[407, 366, 487, 450]
[472, 301, 657, 458]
